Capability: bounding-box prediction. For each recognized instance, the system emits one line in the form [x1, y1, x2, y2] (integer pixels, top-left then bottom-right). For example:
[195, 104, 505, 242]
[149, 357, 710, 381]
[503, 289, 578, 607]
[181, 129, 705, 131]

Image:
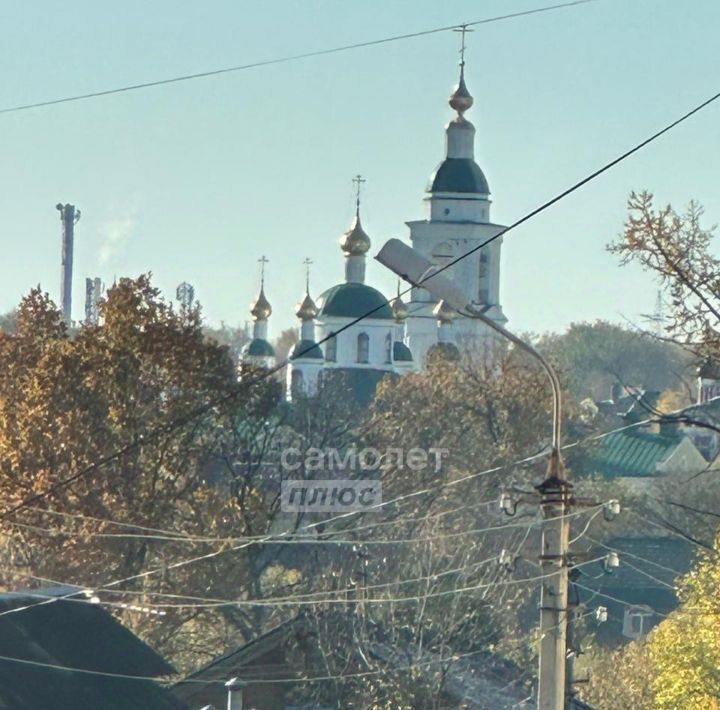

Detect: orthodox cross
[453, 24, 473, 68]
[258, 255, 269, 288]
[352, 174, 366, 214]
[303, 257, 313, 293]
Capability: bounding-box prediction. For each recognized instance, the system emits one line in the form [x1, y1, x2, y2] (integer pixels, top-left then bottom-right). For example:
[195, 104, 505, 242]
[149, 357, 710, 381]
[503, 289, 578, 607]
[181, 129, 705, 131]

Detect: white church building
[240, 60, 507, 402]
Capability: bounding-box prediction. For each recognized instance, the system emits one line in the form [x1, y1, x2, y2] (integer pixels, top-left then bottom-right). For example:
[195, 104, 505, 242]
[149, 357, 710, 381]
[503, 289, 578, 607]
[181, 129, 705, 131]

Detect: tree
[609, 191, 719, 357]
[647, 536, 720, 709]
[537, 320, 691, 402]
[0, 277, 294, 671]
[274, 327, 299, 366]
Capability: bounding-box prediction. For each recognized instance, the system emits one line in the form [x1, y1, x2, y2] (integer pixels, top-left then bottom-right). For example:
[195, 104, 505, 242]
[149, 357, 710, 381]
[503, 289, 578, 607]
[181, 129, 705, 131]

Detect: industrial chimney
[56, 203, 81, 326]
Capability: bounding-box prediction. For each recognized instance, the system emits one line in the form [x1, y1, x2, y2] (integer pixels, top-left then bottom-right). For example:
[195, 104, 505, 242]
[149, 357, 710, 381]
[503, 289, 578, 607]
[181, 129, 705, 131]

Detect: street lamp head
[374, 238, 468, 310]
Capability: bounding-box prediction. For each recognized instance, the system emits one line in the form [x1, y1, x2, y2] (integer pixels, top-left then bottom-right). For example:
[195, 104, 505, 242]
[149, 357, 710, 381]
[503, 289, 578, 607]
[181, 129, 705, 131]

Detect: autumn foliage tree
[0, 276, 290, 670]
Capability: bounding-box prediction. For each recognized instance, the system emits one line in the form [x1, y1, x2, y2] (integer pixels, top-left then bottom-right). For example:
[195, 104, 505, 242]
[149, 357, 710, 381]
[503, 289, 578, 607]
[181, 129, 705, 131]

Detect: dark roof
[392, 341, 413, 362]
[289, 339, 323, 360]
[588, 536, 694, 591]
[584, 428, 685, 478]
[0, 591, 182, 710]
[173, 618, 306, 708]
[428, 158, 490, 195]
[242, 338, 275, 357]
[317, 283, 393, 320]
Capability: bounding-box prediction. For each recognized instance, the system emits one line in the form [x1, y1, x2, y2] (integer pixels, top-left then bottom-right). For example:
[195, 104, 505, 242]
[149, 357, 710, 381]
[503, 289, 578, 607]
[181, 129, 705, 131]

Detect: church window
[478, 249, 489, 278]
[385, 332, 392, 364]
[357, 333, 369, 364]
[325, 333, 337, 362]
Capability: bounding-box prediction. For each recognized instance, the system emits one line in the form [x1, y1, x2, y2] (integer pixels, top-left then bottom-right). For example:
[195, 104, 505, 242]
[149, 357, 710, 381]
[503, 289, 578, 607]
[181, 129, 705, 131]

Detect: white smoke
[98, 212, 135, 266]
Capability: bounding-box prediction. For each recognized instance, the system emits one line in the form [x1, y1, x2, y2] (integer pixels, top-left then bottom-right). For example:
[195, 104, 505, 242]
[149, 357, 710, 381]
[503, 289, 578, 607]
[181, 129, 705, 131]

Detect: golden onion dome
[392, 294, 409, 322]
[433, 299, 456, 324]
[250, 288, 272, 321]
[296, 292, 318, 321]
[448, 71, 474, 116]
[340, 213, 371, 256]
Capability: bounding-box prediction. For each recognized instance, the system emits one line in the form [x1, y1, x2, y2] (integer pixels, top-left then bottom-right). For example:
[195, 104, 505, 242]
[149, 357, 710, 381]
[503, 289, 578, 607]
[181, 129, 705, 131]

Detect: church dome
[393, 341, 413, 362]
[242, 338, 275, 358]
[340, 214, 371, 256]
[250, 289, 272, 321]
[289, 339, 324, 360]
[429, 158, 489, 195]
[433, 299, 457, 323]
[317, 283, 393, 320]
[295, 293, 318, 321]
[392, 294, 409, 322]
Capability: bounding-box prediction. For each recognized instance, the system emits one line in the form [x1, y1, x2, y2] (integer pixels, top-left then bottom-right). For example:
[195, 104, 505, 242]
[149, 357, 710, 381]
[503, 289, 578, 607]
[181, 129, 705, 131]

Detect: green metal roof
[589, 429, 683, 478]
[393, 341, 414, 362]
[242, 338, 275, 357]
[429, 158, 490, 195]
[317, 283, 393, 320]
[289, 339, 323, 360]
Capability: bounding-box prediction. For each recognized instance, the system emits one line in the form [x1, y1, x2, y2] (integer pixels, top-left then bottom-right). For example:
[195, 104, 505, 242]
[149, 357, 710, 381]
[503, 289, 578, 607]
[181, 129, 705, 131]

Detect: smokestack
[56, 203, 81, 326]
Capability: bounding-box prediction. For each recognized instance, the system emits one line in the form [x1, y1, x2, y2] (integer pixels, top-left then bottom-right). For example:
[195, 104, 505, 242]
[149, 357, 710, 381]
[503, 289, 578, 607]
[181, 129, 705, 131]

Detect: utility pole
[374, 238, 573, 709]
[536, 451, 571, 710]
[57, 203, 81, 327]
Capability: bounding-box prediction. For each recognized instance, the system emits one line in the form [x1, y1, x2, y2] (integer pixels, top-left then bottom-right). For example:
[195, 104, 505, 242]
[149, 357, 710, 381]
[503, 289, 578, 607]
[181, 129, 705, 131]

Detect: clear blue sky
[1, 0, 718, 336]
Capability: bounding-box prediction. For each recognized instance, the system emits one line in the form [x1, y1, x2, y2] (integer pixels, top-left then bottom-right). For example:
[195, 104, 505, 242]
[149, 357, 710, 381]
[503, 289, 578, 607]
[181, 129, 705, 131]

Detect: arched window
[385, 332, 392, 364]
[325, 333, 337, 362]
[357, 332, 369, 364]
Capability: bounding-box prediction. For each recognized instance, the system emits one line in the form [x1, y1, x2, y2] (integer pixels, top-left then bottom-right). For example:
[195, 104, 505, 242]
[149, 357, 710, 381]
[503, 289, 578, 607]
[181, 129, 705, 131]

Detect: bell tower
[404, 34, 507, 365]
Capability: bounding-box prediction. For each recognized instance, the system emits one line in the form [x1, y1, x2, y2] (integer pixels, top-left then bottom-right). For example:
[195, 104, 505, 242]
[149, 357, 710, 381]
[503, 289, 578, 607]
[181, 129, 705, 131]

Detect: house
[172, 614, 531, 709]
[578, 420, 708, 487]
[577, 535, 695, 646]
[0, 586, 183, 709]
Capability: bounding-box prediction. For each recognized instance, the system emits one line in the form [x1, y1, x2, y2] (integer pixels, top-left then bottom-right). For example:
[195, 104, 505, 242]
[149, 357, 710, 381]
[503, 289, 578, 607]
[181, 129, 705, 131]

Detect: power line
[0, 1, 595, 116]
[4, 60, 718, 526]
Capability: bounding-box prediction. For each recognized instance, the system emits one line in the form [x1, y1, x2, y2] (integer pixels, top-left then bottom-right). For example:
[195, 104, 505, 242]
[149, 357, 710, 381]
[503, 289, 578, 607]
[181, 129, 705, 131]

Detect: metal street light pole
[376, 239, 570, 710]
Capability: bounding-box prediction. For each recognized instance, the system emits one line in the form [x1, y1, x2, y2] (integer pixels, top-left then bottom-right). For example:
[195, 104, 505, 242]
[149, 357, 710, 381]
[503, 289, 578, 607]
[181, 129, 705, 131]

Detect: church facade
[240, 61, 507, 401]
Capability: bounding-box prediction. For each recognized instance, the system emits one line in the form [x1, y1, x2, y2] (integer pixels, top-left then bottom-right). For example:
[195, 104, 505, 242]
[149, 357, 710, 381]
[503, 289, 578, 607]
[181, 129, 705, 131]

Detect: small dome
[449, 73, 473, 115]
[393, 341, 413, 362]
[433, 299, 456, 323]
[290, 339, 324, 360]
[317, 283, 393, 320]
[427, 341, 461, 362]
[429, 158, 489, 195]
[242, 338, 275, 358]
[296, 293, 318, 321]
[250, 289, 272, 321]
[340, 214, 371, 256]
[392, 294, 409, 322]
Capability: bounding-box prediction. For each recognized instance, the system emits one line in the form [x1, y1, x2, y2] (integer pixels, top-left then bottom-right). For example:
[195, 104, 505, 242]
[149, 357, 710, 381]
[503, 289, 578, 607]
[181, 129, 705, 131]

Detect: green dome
[429, 158, 489, 195]
[290, 339, 324, 360]
[242, 338, 275, 358]
[393, 341, 413, 362]
[317, 283, 393, 320]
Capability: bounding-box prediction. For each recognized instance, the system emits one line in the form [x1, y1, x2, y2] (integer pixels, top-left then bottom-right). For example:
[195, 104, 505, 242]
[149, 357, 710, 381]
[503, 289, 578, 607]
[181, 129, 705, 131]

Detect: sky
[1, 0, 719, 337]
